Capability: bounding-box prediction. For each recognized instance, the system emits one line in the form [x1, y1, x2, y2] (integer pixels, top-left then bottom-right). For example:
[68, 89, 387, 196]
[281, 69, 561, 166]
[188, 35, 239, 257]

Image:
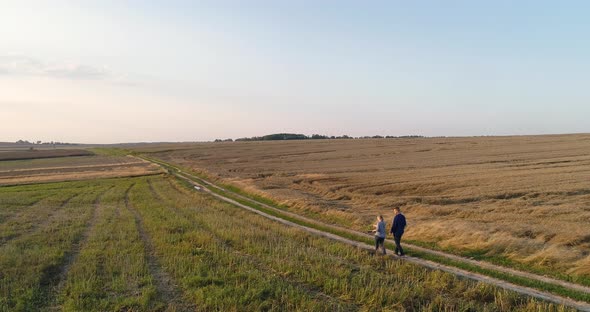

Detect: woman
[373, 215, 386, 255]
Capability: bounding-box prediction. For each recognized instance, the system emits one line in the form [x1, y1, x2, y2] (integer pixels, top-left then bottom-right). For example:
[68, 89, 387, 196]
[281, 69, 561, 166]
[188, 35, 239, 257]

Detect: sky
[2, 1, 590, 143]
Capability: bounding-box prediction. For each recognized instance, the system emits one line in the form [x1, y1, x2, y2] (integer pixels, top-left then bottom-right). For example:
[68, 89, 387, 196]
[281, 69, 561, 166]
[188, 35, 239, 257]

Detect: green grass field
[0, 175, 575, 311]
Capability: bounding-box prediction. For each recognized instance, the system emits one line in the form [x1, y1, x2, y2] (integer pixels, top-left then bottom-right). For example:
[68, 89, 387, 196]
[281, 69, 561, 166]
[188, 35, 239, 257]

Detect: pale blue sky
[2, 1, 589, 143]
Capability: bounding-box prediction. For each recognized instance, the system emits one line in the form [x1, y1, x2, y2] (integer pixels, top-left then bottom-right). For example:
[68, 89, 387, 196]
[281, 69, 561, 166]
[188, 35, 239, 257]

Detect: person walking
[373, 215, 387, 255]
[390, 207, 406, 256]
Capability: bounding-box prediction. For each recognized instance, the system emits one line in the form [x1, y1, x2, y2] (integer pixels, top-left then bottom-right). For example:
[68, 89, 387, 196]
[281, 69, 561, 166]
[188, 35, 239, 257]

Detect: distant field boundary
[0, 149, 94, 161]
[0, 154, 164, 186]
[139, 154, 590, 311]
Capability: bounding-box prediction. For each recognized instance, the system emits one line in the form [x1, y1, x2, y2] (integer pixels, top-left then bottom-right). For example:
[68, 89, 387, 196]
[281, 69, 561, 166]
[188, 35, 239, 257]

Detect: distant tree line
[213, 133, 424, 142]
[15, 140, 75, 145]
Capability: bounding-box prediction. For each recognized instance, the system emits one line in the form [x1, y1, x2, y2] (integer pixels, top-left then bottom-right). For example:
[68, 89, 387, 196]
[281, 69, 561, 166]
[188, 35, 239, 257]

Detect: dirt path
[124, 183, 195, 311]
[144, 158, 590, 311]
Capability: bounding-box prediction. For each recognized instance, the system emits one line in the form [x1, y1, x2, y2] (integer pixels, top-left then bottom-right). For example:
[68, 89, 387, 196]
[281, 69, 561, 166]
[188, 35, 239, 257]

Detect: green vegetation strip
[139, 155, 590, 306]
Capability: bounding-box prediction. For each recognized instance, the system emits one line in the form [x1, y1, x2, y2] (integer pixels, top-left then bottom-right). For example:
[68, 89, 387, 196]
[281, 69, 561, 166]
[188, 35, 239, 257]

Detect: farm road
[141, 156, 590, 311]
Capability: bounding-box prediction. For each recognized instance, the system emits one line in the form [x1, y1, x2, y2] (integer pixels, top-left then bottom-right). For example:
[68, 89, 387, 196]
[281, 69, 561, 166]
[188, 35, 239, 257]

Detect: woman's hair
[378, 215, 384, 221]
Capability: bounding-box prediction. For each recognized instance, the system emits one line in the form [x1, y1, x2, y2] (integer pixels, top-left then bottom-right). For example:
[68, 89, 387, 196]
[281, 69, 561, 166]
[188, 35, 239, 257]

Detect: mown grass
[0, 188, 81, 246]
[0, 189, 59, 224]
[0, 181, 110, 311]
[58, 181, 158, 311]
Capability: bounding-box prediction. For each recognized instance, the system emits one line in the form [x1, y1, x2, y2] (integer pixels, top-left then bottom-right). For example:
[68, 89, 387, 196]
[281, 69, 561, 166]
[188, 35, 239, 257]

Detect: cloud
[0, 55, 112, 80]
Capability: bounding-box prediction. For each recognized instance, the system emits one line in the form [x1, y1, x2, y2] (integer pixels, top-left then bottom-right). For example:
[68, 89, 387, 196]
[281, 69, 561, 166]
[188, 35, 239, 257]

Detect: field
[0, 173, 573, 311]
[0, 154, 163, 186]
[131, 134, 590, 280]
[0, 149, 94, 161]
[2, 137, 589, 311]
[0, 143, 86, 152]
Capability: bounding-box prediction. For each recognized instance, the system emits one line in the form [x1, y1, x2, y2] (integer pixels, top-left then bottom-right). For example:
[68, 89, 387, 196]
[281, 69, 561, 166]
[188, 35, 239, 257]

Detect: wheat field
[134, 134, 590, 279]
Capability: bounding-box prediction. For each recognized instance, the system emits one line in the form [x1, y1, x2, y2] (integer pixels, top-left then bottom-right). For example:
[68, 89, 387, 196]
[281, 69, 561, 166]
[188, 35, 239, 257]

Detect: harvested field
[132, 134, 590, 279]
[0, 155, 163, 185]
[0, 149, 93, 161]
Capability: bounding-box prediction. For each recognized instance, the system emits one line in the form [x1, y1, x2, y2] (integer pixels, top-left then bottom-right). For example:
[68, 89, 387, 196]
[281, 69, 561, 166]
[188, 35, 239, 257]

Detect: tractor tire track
[40, 186, 113, 309]
[147, 178, 164, 201]
[54, 187, 111, 281]
[0, 193, 80, 248]
[0, 192, 61, 226]
[124, 182, 194, 311]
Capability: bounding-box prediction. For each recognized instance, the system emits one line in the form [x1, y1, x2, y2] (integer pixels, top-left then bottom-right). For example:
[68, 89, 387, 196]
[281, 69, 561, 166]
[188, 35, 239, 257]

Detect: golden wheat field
[132, 134, 590, 278]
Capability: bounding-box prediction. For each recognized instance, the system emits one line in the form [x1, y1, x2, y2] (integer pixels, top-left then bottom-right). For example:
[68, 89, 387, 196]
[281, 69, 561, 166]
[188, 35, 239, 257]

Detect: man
[390, 207, 406, 256]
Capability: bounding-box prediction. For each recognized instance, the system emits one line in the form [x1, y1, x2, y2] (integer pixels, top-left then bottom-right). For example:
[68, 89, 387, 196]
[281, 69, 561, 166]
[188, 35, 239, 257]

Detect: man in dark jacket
[390, 207, 406, 256]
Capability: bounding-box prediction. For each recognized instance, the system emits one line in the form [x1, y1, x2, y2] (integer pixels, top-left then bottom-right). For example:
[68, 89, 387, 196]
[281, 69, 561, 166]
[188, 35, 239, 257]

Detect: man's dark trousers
[394, 233, 404, 256]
